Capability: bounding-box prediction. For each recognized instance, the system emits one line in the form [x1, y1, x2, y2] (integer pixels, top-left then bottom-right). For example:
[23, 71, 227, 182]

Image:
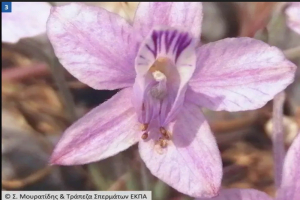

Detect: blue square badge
[2, 2, 12, 13]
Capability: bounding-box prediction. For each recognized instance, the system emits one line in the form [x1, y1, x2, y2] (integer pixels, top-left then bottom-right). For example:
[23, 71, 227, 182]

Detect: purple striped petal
[277, 132, 300, 200]
[196, 188, 273, 200]
[134, 2, 203, 39]
[133, 28, 197, 126]
[187, 37, 296, 112]
[286, 3, 300, 35]
[50, 88, 140, 165]
[47, 3, 138, 90]
[139, 102, 222, 198]
[2, 2, 51, 43]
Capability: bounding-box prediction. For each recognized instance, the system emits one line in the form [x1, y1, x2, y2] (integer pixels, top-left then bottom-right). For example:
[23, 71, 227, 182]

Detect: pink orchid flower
[47, 2, 296, 198]
[196, 132, 300, 200]
[285, 2, 300, 35]
[2, 2, 51, 43]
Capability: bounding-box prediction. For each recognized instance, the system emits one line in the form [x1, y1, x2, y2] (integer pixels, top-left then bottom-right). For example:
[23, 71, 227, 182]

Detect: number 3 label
[2, 2, 12, 13]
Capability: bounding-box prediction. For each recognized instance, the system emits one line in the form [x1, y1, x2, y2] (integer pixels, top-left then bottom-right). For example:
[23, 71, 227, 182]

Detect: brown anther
[159, 127, 167, 135]
[164, 133, 170, 140]
[141, 123, 149, 131]
[158, 137, 168, 148]
[160, 127, 171, 140]
[141, 132, 148, 140]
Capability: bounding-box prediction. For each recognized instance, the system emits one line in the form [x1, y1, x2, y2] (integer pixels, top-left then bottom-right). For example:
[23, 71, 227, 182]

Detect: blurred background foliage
[2, 2, 300, 200]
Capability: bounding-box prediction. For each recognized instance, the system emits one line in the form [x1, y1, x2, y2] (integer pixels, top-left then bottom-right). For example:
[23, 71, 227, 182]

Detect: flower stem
[87, 164, 108, 190]
[107, 173, 129, 191]
[284, 46, 300, 60]
[272, 91, 286, 188]
[140, 160, 150, 190]
[267, 2, 287, 44]
[48, 56, 78, 123]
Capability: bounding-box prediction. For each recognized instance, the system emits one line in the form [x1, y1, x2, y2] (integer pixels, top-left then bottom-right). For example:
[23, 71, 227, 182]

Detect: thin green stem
[284, 46, 300, 60]
[140, 159, 150, 190]
[48, 55, 78, 122]
[88, 164, 108, 190]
